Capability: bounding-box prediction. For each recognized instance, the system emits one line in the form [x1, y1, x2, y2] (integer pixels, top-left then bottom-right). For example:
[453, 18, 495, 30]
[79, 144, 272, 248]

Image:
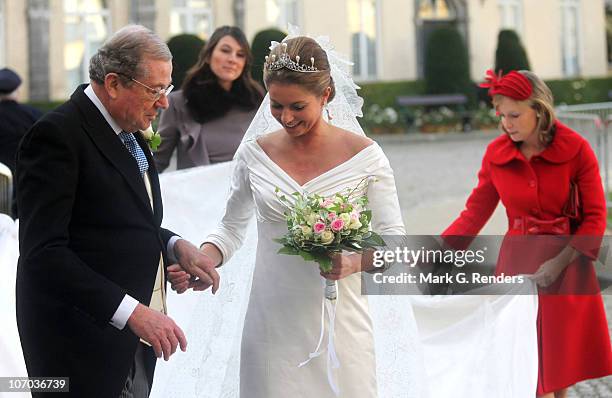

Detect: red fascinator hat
[479, 69, 532, 101]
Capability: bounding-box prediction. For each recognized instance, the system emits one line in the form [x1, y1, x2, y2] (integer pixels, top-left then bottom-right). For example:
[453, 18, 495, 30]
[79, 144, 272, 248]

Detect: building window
[0, 0, 5, 67]
[417, 0, 453, 20]
[266, 0, 301, 29]
[348, 0, 379, 80]
[64, 0, 111, 95]
[170, 0, 213, 40]
[561, 0, 580, 76]
[498, 0, 523, 34]
[130, 0, 156, 31]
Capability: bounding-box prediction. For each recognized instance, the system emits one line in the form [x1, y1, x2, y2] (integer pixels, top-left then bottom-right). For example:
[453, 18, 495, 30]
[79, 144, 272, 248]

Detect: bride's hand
[174, 239, 220, 294]
[167, 264, 191, 294]
[321, 253, 361, 280]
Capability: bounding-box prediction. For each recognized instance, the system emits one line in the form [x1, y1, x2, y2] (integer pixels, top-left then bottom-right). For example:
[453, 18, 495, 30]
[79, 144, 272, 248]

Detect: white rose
[306, 213, 319, 226]
[349, 219, 362, 230]
[339, 213, 351, 224]
[141, 125, 154, 140]
[301, 225, 313, 238]
[320, 230, 335, 245]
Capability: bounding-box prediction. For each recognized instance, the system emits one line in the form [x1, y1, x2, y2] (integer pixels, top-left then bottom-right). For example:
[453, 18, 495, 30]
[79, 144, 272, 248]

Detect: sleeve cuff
[202, 236, 228, 266]
[110, 294, 139, 330]
[167, 235, 182, 263]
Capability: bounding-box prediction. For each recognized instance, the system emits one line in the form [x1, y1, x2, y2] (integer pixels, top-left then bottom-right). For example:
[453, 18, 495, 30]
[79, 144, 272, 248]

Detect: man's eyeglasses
[117, 73, 174, 101]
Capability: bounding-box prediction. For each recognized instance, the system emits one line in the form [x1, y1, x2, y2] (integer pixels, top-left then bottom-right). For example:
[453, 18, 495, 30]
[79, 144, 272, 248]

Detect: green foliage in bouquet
[274, 179, 385, 272]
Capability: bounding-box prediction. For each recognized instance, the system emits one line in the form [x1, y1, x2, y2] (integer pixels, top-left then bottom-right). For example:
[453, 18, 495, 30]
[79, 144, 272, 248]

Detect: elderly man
[16, 25, 219, 398]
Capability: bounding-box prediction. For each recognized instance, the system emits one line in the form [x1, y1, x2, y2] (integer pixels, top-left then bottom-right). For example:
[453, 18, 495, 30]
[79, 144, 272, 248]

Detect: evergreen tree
[494, 29, 531, 74]
[424, 26, 471, 98]
[167, 34, 206, 89]
[251, 28, 287, 85]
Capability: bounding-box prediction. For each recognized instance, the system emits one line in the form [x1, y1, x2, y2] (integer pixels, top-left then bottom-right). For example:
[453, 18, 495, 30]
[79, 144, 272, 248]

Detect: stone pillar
[233, 0, 245, 30]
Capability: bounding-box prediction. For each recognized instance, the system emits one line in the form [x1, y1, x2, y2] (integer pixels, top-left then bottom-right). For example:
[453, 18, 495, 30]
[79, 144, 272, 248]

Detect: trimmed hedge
[27, 101, 64, 114]
[167, 34, 206, 90]
[251, 28, 287, 85]
[424, 26, 472, 102]
[495, 30, 531, 74]
[359, 76, 612, 110]
[358, 80, 425, 110]
[26, 76, 612, 119]
[546, 77, 612, 105]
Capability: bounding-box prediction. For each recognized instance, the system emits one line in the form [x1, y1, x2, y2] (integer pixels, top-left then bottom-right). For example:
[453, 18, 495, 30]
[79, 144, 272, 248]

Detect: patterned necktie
[119, 131, 149, 176]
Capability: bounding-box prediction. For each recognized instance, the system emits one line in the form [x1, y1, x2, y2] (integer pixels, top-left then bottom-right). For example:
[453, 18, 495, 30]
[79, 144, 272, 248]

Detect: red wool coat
[443, 121, 612, 394]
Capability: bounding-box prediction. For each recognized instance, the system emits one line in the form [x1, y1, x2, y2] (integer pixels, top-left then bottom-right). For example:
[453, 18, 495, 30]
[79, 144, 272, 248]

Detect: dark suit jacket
[16, 85, 175, 397]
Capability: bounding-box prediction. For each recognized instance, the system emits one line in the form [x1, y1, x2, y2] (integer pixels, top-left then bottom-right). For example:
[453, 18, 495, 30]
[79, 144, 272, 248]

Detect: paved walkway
[377, 132, 612, 397]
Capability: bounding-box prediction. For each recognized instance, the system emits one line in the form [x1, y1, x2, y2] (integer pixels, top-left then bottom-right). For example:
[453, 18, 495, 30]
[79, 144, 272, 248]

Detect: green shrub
[251, 28, 286, 85]
[359, 80, 424, 109]
[545, 77, 612, 105]
[167, 34, 206, 90]
[27, 100, 65, 114]
[495, 29, 530, 74]
[424, 26, 472, 102]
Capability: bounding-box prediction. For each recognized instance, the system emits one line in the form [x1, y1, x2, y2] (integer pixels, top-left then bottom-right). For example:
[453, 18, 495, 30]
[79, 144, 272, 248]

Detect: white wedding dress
[202, 140, 405, 397]
[0, 160, 539, 398]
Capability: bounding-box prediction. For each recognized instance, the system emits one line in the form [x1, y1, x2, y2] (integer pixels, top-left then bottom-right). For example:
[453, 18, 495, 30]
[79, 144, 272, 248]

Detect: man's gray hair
[89, 25, 172, 85]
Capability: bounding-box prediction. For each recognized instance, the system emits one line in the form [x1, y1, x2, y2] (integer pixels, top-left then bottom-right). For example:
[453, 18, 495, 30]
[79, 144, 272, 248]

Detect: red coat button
[529, 180, 536, 188]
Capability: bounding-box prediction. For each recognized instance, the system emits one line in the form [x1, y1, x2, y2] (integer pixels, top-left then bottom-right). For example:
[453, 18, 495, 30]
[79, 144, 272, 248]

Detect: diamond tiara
[265, 42, 319, 73]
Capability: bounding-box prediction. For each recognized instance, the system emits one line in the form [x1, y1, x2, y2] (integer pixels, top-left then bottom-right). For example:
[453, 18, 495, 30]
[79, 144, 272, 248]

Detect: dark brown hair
[263, 37, 335, 102]
[182, 26, 264, 123]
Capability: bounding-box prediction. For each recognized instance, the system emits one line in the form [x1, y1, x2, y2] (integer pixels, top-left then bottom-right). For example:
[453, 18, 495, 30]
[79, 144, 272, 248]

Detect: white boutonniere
[141, 125, 162, 151]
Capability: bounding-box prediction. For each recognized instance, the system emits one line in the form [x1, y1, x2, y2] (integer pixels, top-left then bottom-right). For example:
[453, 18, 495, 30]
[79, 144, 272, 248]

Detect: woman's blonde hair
[492, 70, 556, 146]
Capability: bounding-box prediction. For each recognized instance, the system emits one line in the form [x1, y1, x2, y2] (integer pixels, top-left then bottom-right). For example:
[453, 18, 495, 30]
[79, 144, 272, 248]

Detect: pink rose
[321, 198, 335, 208]
[313, 222, 326, 234]
[327, 212, 337, 221]
[331, 218, 344, 232]
[351, 211, 360, 221]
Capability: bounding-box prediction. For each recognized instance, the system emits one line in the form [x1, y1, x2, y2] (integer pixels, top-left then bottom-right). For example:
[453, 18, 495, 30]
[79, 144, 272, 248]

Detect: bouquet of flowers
[274, 178, 385, 299]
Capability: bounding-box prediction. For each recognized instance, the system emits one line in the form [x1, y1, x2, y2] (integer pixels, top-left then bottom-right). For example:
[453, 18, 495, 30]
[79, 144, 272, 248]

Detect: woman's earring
[325, 103, 333, 123]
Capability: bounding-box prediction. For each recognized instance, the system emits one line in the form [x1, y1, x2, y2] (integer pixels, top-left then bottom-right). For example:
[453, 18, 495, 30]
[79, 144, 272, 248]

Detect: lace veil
[151, 26, 422, 398]
[239, 24, 366, 145]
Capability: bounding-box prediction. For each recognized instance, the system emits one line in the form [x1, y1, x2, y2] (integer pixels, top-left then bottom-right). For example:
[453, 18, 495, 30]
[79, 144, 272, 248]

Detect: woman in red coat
[443, 70, 612, 397]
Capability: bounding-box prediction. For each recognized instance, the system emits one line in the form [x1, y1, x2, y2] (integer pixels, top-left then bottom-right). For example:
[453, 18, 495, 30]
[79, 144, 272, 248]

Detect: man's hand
[173, 239, 220, 294]
[127, 303, 187, 361]
[167, 264, 211, 293]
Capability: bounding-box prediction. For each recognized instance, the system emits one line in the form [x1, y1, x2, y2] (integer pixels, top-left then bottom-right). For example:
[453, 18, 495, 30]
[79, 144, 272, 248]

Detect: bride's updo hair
[263, 37, 336, 102]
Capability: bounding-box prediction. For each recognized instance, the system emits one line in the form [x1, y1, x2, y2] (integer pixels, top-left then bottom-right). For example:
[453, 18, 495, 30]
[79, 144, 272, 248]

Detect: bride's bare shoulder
[255, 130, 285, 151]
[335, 127, 374, 153]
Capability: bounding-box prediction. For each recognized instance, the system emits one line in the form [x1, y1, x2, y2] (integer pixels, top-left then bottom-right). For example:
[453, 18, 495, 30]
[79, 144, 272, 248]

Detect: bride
[167, 33, 405, 397]
[156, 29, 539, 398]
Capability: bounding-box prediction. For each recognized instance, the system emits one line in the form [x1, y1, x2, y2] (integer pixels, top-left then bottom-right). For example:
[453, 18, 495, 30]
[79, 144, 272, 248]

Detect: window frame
[560, 0, 581, 77]
[0, 0, 5, 67]
[350, 0, 380, 82]
[170, 0, 214, 40]
[497, 0, 524, 36]
[63, 0, 112, 95]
